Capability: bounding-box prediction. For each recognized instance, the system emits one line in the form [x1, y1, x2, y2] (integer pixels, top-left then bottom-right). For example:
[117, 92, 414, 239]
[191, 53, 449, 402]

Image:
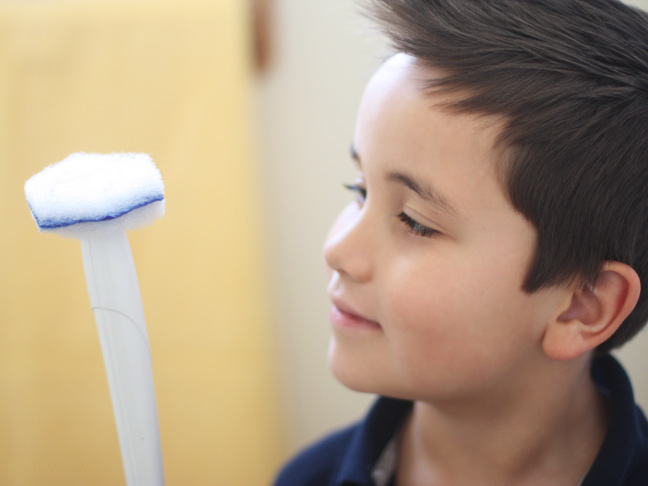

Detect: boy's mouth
[328, 297, 382, 330]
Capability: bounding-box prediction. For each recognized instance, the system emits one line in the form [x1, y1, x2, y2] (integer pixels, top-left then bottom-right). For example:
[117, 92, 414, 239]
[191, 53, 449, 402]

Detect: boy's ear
[543, 262, 641, 360]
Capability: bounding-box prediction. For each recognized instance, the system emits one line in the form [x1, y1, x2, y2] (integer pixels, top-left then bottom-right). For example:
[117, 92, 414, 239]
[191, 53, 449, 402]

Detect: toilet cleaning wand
[24, 153, 165, 486]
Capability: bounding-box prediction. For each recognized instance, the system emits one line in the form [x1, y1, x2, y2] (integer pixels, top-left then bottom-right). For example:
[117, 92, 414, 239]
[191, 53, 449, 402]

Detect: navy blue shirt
[274, 355, 648, 485]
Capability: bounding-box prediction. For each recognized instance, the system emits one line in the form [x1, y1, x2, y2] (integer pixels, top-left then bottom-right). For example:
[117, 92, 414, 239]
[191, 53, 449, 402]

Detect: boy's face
[324, 54, 572, 402]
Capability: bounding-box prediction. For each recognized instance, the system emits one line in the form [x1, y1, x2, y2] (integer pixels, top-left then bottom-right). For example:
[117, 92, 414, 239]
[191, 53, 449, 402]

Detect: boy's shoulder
[273, 397, 412, 486]
[625, 460, 648, 486]
[273, 422, 357, 486]
[582, 354, 648, 485]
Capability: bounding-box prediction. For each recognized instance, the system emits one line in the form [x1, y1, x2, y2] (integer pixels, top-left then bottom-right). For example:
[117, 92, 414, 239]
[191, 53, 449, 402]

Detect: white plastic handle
[81, 233, 164, 486]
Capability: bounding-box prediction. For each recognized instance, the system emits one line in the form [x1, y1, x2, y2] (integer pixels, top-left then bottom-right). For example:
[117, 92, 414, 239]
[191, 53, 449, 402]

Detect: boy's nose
[323, 204, 374, 283]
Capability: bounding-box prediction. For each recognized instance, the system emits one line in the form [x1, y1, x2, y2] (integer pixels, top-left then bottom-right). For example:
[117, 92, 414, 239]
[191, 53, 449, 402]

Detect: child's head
[361, 0, 648, 353]
[326, 52, 578, 400]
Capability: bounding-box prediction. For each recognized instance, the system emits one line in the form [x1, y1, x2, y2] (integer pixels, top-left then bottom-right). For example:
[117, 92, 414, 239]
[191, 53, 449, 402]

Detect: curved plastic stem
[81, 233, 164, 486]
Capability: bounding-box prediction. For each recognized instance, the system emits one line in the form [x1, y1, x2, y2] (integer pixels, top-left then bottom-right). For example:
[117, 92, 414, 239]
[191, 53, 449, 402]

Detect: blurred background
[2, 0, 648, 484]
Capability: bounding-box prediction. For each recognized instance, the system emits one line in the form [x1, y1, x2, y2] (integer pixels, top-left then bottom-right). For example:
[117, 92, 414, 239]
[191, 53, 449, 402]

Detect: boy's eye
[343, 183, 367, 203]
[398, 212, 440, 238]
[343, 183, 439, 238]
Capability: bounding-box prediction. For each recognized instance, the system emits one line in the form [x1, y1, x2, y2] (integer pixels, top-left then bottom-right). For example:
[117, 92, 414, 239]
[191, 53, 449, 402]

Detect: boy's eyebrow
[387, 171, 459, 217]
[350, 143, 459, 217]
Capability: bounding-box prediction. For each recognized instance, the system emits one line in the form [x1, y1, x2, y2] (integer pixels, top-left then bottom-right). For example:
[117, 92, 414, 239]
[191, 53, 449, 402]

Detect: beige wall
[258, 0, 648, 459]
[618, 0, 648, 409]
[255, 0, 383, 455]
[614, 0, 648, 399]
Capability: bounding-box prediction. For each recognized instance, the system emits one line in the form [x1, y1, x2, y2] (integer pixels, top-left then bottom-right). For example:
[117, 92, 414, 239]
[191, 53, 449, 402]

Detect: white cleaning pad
[25, 152, 165, 240]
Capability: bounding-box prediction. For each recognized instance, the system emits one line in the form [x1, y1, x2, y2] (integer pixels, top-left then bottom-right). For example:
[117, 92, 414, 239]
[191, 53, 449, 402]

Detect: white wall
[256, 0, 648, 459]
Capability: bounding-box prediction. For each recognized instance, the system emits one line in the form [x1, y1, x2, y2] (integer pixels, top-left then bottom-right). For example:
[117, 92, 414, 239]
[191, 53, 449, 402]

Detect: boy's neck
[396, 355, 608, 486]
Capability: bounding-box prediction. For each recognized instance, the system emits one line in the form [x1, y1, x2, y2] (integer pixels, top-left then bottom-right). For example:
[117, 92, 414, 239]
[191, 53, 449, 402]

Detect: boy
[275, 1, 648, 484]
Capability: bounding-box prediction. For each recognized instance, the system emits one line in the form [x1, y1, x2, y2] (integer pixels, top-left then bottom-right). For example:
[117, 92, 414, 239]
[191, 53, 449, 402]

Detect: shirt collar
[335, 397, 412, 485]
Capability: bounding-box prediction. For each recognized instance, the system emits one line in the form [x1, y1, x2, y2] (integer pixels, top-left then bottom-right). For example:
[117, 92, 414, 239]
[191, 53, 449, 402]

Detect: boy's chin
[327, 340, 397, 397]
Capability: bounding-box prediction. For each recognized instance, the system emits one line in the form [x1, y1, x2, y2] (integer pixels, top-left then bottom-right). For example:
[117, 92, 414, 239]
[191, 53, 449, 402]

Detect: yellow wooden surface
[0, 1, 284, 484]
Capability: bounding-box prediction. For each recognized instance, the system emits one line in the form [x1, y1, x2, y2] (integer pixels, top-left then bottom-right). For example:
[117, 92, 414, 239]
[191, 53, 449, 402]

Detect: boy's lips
[329, 297, 382, 330]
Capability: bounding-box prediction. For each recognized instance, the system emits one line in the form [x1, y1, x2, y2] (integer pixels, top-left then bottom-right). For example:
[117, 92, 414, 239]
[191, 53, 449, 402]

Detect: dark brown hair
[366, 0, 648, 352]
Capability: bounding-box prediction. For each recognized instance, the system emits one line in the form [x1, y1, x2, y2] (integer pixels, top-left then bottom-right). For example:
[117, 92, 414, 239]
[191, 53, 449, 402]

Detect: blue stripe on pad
[31, 195, 164, 229]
